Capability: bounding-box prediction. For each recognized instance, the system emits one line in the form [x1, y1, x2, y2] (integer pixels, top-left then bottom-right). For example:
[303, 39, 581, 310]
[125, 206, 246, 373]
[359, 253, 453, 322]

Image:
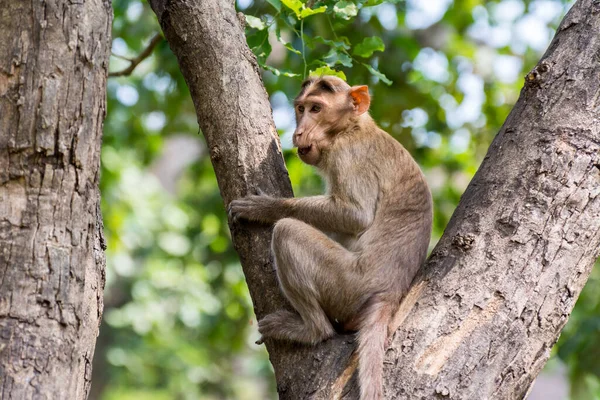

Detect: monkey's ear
[349, 85, 370, 115]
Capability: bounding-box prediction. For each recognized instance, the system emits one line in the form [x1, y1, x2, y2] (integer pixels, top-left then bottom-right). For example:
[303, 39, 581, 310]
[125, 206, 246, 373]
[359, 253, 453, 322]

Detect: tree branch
[148, 0, 600, 398]
[109, 33, 163, 77]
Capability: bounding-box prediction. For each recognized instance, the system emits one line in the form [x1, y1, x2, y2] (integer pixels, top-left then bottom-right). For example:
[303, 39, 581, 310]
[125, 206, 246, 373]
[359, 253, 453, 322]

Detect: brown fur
[229, 76, 433, 400]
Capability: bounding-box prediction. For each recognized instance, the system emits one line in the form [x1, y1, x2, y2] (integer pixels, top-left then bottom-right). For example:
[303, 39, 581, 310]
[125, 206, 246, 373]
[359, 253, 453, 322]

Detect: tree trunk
[0, 1, 112, 399]
[149, 0, 600, 398]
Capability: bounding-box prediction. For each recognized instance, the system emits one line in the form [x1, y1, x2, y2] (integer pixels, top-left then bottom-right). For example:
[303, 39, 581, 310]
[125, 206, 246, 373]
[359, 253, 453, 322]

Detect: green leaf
[299, 5, 327, 18]
[361, 0, 385, 6]
[317, 36, 351, 51]
[284, 42, 302, 55]
[304, 36, 351, 51]
[245, 15, 266, 30]
[246, 30, 272, 64]
[266, 0, 282, 11]
[353, 36, 385, 58]
[360, 0, 401, 5]
[310, 66, 347, 80]
[324, 49, 353, 67]
[281, 0, 303, 16]
[333, 1, 358, 20]
[361, 63, 392, 85]
[275, 29, 302, 55]
[261, 63, 302, 78]
[282, 0, 327, 19]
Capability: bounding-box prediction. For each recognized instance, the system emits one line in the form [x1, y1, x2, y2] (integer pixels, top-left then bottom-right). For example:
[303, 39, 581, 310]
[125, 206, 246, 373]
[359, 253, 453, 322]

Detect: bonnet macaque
[229, 76, 432, 400]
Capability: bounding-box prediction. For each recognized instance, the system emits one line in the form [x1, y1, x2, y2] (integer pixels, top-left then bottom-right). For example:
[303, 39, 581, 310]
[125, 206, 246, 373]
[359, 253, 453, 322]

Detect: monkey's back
[351, 128, 432, 300]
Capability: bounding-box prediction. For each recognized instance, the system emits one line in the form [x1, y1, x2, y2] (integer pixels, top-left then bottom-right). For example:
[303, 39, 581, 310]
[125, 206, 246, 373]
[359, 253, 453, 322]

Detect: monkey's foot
[257, 310, 298, 340]
[258, 310, 334, 345]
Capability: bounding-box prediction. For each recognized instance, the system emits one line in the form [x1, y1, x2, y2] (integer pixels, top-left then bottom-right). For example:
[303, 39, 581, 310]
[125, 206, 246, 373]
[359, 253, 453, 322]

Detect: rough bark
[149, 0, 600, 399]
[0, 1, 112, 399]
[382, 3, 600, 397]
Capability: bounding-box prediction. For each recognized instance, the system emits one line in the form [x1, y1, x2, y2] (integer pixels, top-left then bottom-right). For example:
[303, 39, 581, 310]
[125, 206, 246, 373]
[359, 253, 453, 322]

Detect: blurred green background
[93, 0, 599, 399]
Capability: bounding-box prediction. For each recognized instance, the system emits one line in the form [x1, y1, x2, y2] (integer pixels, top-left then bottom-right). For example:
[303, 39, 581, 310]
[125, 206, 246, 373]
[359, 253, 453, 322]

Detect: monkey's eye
[310, 105, 321, 113]
[297, 105, 305, 113]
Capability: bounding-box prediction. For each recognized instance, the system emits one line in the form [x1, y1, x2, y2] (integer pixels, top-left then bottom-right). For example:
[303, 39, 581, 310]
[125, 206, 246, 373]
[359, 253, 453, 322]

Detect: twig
[111, 53, 133, 62]
[301, 19, 307, 79]
[109, 33, 163, 77]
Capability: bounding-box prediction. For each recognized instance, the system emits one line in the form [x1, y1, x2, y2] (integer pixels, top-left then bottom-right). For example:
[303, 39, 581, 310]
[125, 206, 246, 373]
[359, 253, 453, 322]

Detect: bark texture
[149, 0, 600, 398]
[0, 1, 112, 398]
[148, 1, 360, 397]
[380, 2, 600, 398]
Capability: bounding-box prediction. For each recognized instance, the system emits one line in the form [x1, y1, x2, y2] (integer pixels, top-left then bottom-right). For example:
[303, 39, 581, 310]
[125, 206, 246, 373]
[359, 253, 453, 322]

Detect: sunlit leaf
[281, 0, 303, 16]
[282, 0, 326, 19]
[310, 66, 347, 80]
[334, 1, 358, 20]
[299, 5, 327, 18]
[245, 15, 266, 30]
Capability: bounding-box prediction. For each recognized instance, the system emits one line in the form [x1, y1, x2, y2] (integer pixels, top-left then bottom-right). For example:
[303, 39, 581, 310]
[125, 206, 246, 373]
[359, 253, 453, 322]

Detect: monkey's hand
[228, 194, 284, 224]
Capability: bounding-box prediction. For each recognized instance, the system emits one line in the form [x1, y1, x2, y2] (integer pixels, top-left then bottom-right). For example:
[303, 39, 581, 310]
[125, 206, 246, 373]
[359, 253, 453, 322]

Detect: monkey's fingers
[228, 197, 267, 222]
[228, 199, 252, 222]
[227, 203, 239, 223]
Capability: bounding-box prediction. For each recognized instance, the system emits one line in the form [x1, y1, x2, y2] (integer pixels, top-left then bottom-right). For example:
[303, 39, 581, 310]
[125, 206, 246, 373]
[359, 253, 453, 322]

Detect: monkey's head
[292, 76, 370, 166]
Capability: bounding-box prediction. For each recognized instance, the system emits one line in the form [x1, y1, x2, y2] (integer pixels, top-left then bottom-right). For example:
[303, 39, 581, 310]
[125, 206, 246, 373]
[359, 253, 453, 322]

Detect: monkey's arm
[228, 194, 372, 235]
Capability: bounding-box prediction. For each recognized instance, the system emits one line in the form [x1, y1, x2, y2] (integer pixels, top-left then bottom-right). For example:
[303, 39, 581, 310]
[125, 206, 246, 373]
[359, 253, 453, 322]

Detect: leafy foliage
[244, 0, 392, 83]
[96, 0, 598, 399]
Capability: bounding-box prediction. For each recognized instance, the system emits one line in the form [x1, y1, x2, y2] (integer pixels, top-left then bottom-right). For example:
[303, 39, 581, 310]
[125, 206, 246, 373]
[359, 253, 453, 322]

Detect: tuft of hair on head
[301, 77, 316, 89]
[297, 75, 351, 100]
[297, 77, 316, 98]
[317, 80, 336, 93]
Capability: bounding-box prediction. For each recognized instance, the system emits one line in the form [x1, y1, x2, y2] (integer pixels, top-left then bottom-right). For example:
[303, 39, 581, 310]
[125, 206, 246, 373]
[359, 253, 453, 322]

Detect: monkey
[228, 75, 432, 400]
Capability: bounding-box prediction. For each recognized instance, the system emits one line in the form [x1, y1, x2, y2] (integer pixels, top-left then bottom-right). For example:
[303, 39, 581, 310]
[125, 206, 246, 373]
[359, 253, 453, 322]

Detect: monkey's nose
[297, 145, 312, 156]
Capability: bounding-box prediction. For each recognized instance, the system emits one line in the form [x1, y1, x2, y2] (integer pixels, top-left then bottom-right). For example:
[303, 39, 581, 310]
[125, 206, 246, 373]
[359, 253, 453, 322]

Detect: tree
[148, 0, 600, 398]
[0, 1, 111, 398]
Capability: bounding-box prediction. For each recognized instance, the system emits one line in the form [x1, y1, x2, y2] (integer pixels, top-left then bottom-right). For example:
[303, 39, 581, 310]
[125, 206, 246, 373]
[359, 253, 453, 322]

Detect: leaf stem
[301, 19, 307, 79]
[326, 15, 339, 41]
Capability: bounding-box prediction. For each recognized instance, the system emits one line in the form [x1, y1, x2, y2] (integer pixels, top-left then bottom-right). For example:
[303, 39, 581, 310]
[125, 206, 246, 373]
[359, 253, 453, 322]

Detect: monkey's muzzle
[297, 145, 312, 156]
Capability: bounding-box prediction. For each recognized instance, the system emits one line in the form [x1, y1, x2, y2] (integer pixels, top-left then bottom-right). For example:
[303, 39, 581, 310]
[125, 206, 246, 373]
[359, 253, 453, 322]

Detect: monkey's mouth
[298, 145, 312, 156]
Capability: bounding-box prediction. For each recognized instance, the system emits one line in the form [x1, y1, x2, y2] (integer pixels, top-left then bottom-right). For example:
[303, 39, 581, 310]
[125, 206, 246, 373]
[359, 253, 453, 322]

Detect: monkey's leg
[259, 218, 362, 345]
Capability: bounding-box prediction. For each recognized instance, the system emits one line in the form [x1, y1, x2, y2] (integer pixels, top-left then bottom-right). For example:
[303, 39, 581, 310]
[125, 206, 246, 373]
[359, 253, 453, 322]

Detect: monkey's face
[293, 76, 370, 166]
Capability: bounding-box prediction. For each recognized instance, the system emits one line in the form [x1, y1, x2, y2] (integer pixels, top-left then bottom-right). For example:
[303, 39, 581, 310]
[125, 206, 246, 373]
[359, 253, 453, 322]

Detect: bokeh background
[93, 0, 600, 399]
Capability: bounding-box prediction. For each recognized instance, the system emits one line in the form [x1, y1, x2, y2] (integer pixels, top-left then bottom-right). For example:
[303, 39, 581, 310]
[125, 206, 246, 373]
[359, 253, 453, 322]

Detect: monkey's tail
[357, 299, 393, 400]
